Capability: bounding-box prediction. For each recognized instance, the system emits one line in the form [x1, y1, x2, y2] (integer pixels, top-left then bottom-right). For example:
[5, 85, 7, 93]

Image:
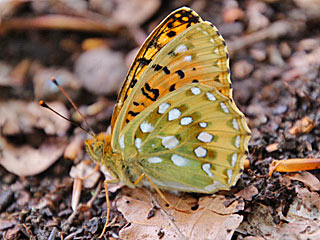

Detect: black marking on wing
[169, 84, 176, 92]
[175, 70, 185, 79]
[137, 57, 152, 66]
[141, 83, 160, 101]
[130, 78, 137, 88]
[128, 111, 139, 117]
[152, 64, 163, 71]
[167, 30, 176, 37]
[163, 66, 171, 74]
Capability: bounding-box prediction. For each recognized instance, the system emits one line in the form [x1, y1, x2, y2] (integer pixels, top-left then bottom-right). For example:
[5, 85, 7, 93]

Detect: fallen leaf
[284, 171, 320, 191]
[64, 130, 86, 162]
[0, 100, 70, 136]
[111, 0, 160, 27]
[70, 160, 100, 189]
[32, 64, 81, 100]
[235, 185, 259, 201]
[0, 135, 66, 176]
[289, 116, 315, 135]
[74, 47, 127, 95]
[117, 188, 244, 240]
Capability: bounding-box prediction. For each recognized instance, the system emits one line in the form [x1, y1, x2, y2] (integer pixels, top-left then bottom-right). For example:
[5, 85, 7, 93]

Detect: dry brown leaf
[239, 187, 320, 239]
[69, 160, 101, 211]
[0, 100, 69, 136]
[31, 64, 81, 100]
[70, 160, 100, 189]
[235, 185, 259, 201]
[0, 61, 12, 86]
[64, 130, 86, 162]
[117, 188, 244, 240]
[289, 116, 315, 135]
[286, 186, 320, 220]
[243, 237, 265, 240]
[111, 0, 160, 27]
[246, 0, 270, 31]
[265, 143, 279, 152]
[10, 58, 31, 87]
[0, 0, 26, 19]
[74, 47, 127, 95]
[0, 135, 66, 176]
[284, 172, 320, 191]
[294, 0, 320, 18]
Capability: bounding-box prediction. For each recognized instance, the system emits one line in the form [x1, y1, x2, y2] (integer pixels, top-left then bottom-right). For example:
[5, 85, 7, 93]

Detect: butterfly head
[85, 133, 112, 163]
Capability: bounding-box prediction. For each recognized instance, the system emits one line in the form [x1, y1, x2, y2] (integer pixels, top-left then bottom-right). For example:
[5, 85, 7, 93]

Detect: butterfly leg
[269, 158, 320, 176]
[98, 178, 120, 239]
[134, 173, 190, 213]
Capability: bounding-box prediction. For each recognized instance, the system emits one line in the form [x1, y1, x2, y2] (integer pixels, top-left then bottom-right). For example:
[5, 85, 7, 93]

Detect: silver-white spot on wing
[194, 146, 207, 158]
[148, 157, 162, 163]
[191, 87, 201, 95]
[140, 121, 154, 133]
[206, 92, 216, 101]
[199, 122, 208, 128]
[202, 163, 214, 177]
[205, 181, 225, 192]
[180, 117, 193, 126]
[235, 135, 241, 148]
[232, 118, 239, 130]
[197, 132, 213, 143]
[158, 102, 170, 114]
[232, 153, 238, 167]
[220, 102, 229, 113]
[168, 108, 181, 121]
[184, 55, 192, 62]
[161, 136, 179, 149]
[175, 44, 188, 53]
[135, 138, 142, 150]
[227, 169, 233, 184]
[119, 134, 124, 149]
[171, 154, 189, 166]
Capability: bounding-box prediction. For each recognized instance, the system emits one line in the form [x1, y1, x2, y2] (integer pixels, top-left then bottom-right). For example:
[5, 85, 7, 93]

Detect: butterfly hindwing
[119, 84, 250, 193]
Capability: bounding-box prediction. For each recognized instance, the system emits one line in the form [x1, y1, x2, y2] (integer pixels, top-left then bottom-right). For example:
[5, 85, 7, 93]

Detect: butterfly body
[85, 7, 251, 194]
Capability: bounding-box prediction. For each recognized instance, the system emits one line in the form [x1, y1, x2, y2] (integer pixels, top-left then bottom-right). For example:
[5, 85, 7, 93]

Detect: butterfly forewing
[119, 84, 250, 193]
[111, 7, 202, 134]
[112, 22, 233, 150]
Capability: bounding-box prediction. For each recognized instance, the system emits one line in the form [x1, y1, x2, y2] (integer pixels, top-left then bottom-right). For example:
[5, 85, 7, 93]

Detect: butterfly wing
[118, 83, 250, 193]
[112, 21, 232, 150]
[110, 7, 202, 133]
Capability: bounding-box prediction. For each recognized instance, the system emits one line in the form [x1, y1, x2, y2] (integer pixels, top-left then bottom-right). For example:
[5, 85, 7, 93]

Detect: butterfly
[84, 6, 251, 233]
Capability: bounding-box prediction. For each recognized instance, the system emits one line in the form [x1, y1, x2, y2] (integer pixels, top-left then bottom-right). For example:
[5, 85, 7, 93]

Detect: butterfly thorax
[85, 133, 140, 188]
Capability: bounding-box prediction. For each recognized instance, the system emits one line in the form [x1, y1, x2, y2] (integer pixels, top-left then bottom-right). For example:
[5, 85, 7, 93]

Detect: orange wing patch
[117, 22, 232, 132]
[110, 7, 202, 133]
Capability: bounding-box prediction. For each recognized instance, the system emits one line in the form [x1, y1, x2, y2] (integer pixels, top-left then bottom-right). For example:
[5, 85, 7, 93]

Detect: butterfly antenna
[39, 100, 93, 136]
[46, 77, 94, 136]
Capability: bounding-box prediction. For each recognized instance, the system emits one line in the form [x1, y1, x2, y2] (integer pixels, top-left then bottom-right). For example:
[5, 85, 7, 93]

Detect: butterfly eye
[85, 140, 104, 162]
[93, 142, 104, 159]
